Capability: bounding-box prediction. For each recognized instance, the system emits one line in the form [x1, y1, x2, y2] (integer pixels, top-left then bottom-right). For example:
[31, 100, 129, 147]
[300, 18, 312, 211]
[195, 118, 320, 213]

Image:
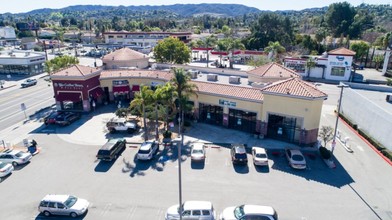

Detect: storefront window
[331, 67, 345, 76]
[228, 109, 256, 133]
[286, 62, 306, 73]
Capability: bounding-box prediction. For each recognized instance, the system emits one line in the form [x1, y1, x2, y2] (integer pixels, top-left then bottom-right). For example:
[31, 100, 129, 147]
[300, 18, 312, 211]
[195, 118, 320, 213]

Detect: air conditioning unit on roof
[207, 74, 218, 81]
[229, 76, 240, 84]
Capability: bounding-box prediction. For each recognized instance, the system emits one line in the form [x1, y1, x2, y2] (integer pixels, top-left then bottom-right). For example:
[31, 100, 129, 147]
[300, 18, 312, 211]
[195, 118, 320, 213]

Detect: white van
[166, 201, 216, 220]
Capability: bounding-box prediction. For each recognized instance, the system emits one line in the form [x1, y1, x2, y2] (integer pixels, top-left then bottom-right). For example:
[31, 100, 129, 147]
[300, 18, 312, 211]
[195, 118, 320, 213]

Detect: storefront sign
[219, 99, 236, 107]
[54, 83, 84, 89]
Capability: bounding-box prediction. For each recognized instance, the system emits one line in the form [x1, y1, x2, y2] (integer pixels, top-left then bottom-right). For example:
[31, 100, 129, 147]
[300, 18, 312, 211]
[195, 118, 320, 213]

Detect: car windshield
[0, 163, 7, 169]
[233, 205, 245, 219]
[64, 196, 78, 208]
[192, 149, 203, 154]
[15, 152, 24, 157]
[255, 153, 267, 158]
[292, 155, 304, 161]
[138, 149, 151, 154]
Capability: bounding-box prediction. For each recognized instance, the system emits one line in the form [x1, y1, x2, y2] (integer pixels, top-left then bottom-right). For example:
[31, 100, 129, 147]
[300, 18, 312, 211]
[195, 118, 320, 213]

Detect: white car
[38, 195, 89, 218]
[0, 149, 32, 166]
[166, 200, 216, 220]
[285, 148, 307, 170]
[137, 140, 159, 160]
[191, 143, 206, 162]
[220, 204, 278, 220]
[0, 161, 14, 178]
[252, 147, 268, 166]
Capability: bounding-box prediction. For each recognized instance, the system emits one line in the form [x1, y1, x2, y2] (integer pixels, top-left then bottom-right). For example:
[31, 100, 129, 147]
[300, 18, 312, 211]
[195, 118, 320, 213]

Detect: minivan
[166, 201, 216, 220]
[96, 138, 126, 161]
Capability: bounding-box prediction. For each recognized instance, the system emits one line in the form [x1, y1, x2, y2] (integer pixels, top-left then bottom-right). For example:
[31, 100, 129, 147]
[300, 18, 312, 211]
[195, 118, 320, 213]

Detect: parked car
[251, 147, 268, 166]
[230, 144, 248, 165]
[137, 140, 159, 160]
[38, 194, 89, 218]
[166, 201, 216, 220]
[106, 117, 138, 133]
[96, 138, 126, 161]
[44, 111, 63, 125]
[0, 149, 32, 166]
[285, 148, 307, 170]
[21, 79, 37, 88]
[0, 161, 14, 178]
[219, 204, 278, 220]
[191, 143, 206, 162]
[55, 112, 81, 126]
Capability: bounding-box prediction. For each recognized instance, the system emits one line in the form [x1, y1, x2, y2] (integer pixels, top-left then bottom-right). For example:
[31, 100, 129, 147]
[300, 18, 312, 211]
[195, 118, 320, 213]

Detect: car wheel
[12, 161, 18, 167]
[43, 211, 51, 217]
[70, 212, 78, 218]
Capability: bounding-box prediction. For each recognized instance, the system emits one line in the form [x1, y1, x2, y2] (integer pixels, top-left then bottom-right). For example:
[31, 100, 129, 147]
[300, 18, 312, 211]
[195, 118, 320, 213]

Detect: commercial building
[284, 47, 356, 81]
[0, 50, 46, 75]
[51, 49, 327, 145]
[102, 48, 149, 70]
[0, 26, 17, 45]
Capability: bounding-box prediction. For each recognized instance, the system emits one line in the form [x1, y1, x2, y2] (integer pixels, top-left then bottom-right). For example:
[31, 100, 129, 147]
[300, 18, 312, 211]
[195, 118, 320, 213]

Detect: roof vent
[188, 70, 199, 79]
[207, 74, 218, 81]
[229, 76, 241, 84]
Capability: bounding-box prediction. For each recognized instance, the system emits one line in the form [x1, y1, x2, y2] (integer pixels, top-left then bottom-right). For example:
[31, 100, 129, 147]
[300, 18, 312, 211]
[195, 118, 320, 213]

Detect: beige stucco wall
[193, 93, 263, 120]
[262, 94, 323, 130]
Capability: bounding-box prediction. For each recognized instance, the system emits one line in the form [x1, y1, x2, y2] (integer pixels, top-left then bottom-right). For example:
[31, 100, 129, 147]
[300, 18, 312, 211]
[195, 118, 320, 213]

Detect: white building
[0, 26, 16, 39]
[284, 47, 356, 81]
[0, 50, 46, 75]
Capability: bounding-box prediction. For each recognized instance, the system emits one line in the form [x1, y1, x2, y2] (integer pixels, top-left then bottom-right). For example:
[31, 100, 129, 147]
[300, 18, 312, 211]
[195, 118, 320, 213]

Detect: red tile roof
[100, 69, 173, 81]
[328, 47, 356, 56]
[193, 81, 263, 102]
[52, 65, 100, 77]
[261, 78, 327, 99]
[247, 62, 300, 78]
[102, 48, 147, 61]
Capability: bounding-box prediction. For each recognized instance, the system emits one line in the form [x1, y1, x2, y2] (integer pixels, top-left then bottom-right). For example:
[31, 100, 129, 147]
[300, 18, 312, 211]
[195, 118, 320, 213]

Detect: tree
[198, 35, 217, 67]
[156, 83, 176, 131]
[44, 56, 79, 74]
[373, 54, 384, 71]
[246, 56, 271, 68]
[153, 37, 191, 64]
[306, 58, 316, 78]
[227, 38, 245, 68]
[264, 41, 286, 62]
[350, 41, 370, 63]
[318, 126, 334, 148]
[130, 86, 154, 141]
[222, 25, 231, 38]
[170, 68, 198, 135]
[216, 39, 229, 67]
[325, 2, 356, 37]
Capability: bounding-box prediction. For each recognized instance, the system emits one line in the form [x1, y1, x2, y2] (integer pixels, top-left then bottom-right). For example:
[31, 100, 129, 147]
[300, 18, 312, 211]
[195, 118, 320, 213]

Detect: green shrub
[319, 146, 332, 159]
[163, 130, 172, 139]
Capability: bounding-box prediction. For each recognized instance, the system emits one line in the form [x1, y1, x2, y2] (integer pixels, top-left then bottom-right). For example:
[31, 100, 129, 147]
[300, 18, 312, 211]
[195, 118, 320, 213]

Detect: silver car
[38, 194, 89, 218]
[0, 149, 32, 166]
[191, 143, 206, 162]
[0, 161, 14, 178]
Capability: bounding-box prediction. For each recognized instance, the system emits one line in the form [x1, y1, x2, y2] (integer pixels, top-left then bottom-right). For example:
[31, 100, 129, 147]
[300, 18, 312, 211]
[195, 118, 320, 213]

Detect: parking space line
[156, 207, 164, 219]
[356, 145, 364, 152]
[100, 203, 112, 217]
[126, 205, 137, 220]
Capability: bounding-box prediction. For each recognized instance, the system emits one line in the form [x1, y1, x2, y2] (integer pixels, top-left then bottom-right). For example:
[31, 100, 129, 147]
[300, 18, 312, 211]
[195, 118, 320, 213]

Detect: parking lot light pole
[177, 115, 183, 220]
[331, 83, 349, 154]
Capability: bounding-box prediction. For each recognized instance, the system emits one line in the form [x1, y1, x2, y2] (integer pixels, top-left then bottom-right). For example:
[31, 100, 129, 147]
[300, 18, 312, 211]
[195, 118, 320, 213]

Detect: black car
[231, 144, 248, 164]
[44, 111, 63, 125]
[96, 138, 126, 161]
[55, 112, 81, 126]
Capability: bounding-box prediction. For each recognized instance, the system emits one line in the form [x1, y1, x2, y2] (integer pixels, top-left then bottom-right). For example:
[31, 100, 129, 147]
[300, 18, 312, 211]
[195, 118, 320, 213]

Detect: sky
[0, 0, 391, 14]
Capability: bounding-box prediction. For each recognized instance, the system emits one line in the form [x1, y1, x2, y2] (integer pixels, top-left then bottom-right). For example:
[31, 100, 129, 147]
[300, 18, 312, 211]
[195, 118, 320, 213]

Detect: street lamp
[331, 82, 349, 154]
[177, 113, 183, 220]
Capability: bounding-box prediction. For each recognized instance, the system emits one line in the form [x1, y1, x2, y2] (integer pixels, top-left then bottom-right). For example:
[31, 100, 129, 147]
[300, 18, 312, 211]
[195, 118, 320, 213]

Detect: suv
[21, 79, 37, 88]
[137, 140, 159, 160]
[96, 138, 126, 161]
[166, 201, 216, 220]
[230, 144, 248, 165]
[55, 112, 81, 126]
[38, 194, 89, 218]
[106, 117, 138, 133]
[0, 149, 32, 166]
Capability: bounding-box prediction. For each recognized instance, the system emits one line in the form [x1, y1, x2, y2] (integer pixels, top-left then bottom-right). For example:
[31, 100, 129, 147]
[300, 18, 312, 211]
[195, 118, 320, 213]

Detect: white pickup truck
[21, 79, 37, 88]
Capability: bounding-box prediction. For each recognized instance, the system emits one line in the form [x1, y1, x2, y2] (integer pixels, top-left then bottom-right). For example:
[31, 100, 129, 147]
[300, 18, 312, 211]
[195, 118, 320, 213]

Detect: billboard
[16, 22, 40, 31]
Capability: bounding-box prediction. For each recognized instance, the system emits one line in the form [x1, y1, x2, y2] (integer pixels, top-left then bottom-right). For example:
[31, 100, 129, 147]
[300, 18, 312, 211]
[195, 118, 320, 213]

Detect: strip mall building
[51, 48, 327, 145]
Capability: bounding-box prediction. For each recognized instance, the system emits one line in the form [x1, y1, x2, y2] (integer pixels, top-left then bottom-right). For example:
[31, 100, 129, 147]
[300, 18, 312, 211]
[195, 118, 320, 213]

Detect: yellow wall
[262, 94, 323, 129]
[194, 93, 263, 120]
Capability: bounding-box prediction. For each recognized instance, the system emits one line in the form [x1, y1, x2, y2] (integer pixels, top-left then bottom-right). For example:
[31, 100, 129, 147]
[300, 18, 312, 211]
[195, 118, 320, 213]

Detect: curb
[0, 84, 16, 91]
[340, 117, 392, 166]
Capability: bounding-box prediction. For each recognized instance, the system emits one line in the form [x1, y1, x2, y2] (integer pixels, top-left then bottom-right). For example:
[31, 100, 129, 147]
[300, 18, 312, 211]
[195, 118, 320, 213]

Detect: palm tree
[156, 83, 176, 131]
[306, 58, 316, 78]
[130, 86, 154, 141]
[202, 35, 217, 67]
[216, 40, 229, 67]
[265, 41, 286, 62]
[171, 68, 198, 135]
[227, 38, 245, 68]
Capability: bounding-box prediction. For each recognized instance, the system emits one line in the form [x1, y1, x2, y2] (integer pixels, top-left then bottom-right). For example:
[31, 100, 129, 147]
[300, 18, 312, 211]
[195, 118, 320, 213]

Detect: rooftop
[328, 47, 356, 56]
[247, 62, 300, 78]
[51, 65, 100, 78]
[102, 48, 147, 61]
[0, 50, 45, 59]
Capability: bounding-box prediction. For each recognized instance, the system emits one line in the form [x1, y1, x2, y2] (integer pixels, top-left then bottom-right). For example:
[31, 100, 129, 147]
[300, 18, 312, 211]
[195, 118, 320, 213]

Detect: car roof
[42, 194, 70, 203]
[101, 139, 123, 150]
[233, 144, 246, 153]
[1, 149, 19, 155]
[192, 143, 205, 150]
[110, 117, 126, 123]
[252, 147, 266, 154]
[140, 141, 154, 150]
[183, 201, 213, 210]
[243, 205, 276, 215]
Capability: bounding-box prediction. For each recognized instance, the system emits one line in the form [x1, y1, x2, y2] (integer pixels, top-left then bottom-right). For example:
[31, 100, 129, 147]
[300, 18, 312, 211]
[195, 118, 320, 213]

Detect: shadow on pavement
[94, 160, 116, 172]
[35, 210, 87, 219]
[232, 164, 249, 174]
[254, 165, 270, 173]
[191, 161, 205, 169]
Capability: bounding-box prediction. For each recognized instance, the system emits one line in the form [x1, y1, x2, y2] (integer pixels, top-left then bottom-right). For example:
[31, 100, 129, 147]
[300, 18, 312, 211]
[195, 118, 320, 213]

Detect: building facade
[284, 47, 356, 81]
[0, 50, 46, 75]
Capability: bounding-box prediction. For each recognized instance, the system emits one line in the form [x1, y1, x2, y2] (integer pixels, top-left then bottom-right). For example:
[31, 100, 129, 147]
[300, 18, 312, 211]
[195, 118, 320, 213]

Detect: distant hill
[26, 4, 261, 17]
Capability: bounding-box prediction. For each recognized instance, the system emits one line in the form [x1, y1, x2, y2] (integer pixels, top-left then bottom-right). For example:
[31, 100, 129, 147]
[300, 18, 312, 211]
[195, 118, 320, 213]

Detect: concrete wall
[341, 88, 392, 151]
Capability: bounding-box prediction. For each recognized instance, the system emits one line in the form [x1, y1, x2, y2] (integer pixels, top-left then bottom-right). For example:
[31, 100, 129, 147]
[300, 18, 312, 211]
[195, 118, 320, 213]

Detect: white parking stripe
[356, 145, 364, 152]
[100, 203, 112, 217]
[127, 205, 137, 220]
